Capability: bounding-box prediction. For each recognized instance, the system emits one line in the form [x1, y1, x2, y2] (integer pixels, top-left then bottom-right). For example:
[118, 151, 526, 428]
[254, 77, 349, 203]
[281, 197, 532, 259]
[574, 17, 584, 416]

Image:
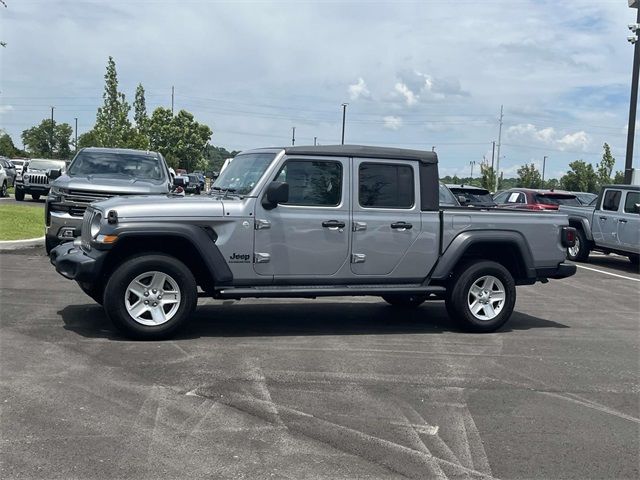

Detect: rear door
[350, 159, 421, 276]
[618, 190, 640, 253]
[595, 188, 623, 249]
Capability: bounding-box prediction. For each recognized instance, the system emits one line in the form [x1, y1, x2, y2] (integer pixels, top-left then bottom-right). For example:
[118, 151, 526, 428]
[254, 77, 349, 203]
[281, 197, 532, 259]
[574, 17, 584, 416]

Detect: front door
[618, 190, 640, 252]
[596, 188, 623, 249]
[351, 159, 421, 276]
[253, 156, 350, 278]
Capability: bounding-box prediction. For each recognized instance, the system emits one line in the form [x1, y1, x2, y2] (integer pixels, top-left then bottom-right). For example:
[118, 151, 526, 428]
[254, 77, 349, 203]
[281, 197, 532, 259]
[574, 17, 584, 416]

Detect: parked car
[571, 191, 598, 206]
[15, 158, 67, 201]
[446, 184, 496, 207]
[185, 174, 203, 194]
[11, 159, 27, 176]
[560, 184, 639, 264]
[439, 183, 460, 207]
[45, 147, 173, 252]
[50, 144, 576, 339]
[0, 158, 17, 187]
[0, 161, 7, 197]
[493, 188, 581, 210]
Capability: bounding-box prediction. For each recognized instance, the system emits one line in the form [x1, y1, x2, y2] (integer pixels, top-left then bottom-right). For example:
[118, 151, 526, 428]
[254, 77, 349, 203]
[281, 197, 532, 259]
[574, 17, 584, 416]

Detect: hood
[55, 174, 168, 195]
[92, 194, 225, 219]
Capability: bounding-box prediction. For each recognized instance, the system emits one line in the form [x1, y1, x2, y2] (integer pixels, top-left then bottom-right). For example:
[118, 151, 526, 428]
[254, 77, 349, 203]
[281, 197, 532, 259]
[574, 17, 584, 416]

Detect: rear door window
[602, 190, 622, 212]
[358, 163, 414, 209]
[623, 191, 640, 214]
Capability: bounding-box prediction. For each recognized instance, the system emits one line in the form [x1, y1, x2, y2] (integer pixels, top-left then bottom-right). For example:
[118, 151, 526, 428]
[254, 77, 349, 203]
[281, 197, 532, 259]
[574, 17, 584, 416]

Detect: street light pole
[625, 3, 640, 184]
[74, 117, 78, 153]
[291, 126, 296, 146]
[470, 160, 475, 179]
[50, 106, 55, 157]
[542, 155, 547, 186]
[341, 103, 348, 145]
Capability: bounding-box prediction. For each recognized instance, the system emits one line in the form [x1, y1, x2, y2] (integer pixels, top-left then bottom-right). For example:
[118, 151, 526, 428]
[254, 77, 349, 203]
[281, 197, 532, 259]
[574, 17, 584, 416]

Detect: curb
[0, 236, 45, 251]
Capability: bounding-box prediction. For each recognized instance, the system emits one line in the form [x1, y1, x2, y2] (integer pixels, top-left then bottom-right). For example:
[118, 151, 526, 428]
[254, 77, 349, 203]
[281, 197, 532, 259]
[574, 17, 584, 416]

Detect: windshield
[68, 151, 165, 181]
[212, 153, 276, 195]
[28, 159, 66, 171]
[450, 188, 494, 204]
[534, 194, 580, 206]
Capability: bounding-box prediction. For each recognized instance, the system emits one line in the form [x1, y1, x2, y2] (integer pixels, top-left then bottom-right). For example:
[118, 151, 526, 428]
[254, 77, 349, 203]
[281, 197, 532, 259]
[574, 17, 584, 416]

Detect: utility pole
[291, 127, 296, 146]
[74, 117, 78, 153]
[171, 86, 175, 115]
[341, 103, 348, 145]
[625, 4, 640, 184]
[314, 136, 317, 146]
[470, 160, 475, 179]
[491, 141, 495, 170]
[542, 155, 547, 186]
[50, 106, 55, 157]
[495, 105, 504, 191]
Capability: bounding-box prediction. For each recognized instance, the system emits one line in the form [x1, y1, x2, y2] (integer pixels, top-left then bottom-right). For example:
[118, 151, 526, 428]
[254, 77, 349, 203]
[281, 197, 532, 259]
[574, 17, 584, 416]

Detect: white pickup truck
[560, 184, 639, 265]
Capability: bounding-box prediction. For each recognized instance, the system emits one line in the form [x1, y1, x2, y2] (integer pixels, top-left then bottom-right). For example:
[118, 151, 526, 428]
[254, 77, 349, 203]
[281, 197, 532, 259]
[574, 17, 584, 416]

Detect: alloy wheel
[124, 271, 181, 326]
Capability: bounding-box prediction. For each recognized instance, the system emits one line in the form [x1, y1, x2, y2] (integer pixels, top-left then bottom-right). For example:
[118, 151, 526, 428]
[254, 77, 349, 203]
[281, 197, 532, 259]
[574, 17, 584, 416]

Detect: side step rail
[208, 284, 446, 300]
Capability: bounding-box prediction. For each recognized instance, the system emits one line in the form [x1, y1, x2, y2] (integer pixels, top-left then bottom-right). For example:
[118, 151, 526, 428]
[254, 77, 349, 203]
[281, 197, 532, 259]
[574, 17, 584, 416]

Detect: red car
[493, 188, 581, 210]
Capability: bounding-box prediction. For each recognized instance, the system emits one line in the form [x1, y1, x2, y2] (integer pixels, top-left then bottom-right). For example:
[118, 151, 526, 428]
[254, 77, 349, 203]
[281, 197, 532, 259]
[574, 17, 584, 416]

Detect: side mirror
[457, 195, 468, 205]
[262, 181, 289, 210]
[49, 169, 62, 180]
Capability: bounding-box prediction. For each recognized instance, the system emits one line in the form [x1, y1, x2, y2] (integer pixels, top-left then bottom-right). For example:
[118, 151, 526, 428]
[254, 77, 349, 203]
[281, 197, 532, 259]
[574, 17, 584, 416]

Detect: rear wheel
[15, 189, 24, 201]
[566, 228, 590, 262]
[445, 260, 516, 333]
[103, 254, 197, 339]
[382, 294, 427, 308]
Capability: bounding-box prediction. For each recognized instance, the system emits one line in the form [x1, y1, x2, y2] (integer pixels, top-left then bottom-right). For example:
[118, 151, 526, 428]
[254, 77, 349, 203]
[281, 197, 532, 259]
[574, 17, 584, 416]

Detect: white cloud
[348, 77, 370, 101]
[394, 82, 418, 106]
[506, 123, 590, 151]
[383, 115, 403, 130]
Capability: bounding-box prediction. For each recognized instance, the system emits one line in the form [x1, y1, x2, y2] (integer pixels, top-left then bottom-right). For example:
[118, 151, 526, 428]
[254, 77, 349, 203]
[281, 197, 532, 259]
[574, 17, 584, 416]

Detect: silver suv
[50, 145, 576, 339]
[45, 147, 172, 252]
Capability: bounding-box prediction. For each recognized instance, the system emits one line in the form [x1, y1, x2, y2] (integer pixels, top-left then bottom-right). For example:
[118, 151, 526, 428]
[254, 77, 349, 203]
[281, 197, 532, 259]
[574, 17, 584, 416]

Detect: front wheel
[0, 181, 6, 197]
[382, 294, 427, 308]
[566, 228, 590, 262]
[15, 189, 24, 201]
[445, 260, 516, 333]
[103, 254, 197, 339]
[629, 255, 639, 266]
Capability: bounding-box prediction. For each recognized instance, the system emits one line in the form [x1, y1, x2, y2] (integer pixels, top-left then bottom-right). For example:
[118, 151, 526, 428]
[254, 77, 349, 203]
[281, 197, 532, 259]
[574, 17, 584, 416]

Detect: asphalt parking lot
[1, 248, 638, 480]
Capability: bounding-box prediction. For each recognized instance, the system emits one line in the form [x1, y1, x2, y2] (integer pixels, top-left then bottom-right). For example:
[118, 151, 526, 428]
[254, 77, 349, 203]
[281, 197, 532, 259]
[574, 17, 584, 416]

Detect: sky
[0, 0, 639, 179]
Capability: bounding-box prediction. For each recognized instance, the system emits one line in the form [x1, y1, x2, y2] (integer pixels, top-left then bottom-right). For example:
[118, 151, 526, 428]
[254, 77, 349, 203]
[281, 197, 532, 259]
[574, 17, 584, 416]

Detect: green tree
[479, 164, 496, 191]
[0, 132, 21, 157]
[516, 163, 542, 188]
[595, 143, 615, 187]
[21, 119, 73, 159]
[148, 107, 212, 170]
[613, 170, 625, 184]
[545, 178, 560, 190]
[77, 130, 99, 149]
[92, 56, 133, 147]
[204, 145, 240, 172]
[560, 160, 598, 193]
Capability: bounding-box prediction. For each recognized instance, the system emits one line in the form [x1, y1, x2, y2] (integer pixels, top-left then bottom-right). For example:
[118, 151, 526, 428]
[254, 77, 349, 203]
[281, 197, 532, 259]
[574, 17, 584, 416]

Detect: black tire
[79, 282, 104, 305]
[31, 194, 40, 201]
[566, 228, 590, 262]
[382, 294, 427, 308]
[45, 236, 58, 255]
[628, 255, 639, 266]
[0, 181, 6, 198]
[195, 186, 201, 195]
[103, 254, 197, 339]
[445, 260, 516, 333]
[14, 188, 24, 201]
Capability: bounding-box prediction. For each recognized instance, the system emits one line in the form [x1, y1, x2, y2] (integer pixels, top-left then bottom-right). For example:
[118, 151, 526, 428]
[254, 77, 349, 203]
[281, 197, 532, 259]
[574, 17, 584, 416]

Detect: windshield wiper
[210, 186, 242, 199]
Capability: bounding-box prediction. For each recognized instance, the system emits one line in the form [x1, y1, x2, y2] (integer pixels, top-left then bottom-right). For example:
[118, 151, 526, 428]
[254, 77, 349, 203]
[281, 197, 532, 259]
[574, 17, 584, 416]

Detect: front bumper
[49, 242, 106, 283]
[536, 262, 577, 280]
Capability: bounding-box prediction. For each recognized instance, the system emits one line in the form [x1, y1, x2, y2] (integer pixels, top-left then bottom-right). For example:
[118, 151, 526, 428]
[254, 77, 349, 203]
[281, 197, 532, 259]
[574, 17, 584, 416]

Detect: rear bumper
[49, 243, 106, 283]
[536, 263, 577, 280]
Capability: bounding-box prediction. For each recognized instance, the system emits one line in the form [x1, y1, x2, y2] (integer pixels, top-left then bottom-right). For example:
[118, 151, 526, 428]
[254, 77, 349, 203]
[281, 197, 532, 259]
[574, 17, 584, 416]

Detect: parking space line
[575, 264, 640, 282]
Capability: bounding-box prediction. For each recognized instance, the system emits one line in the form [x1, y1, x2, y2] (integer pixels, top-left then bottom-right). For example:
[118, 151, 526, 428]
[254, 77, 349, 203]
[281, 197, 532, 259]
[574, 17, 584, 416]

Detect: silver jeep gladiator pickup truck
[50, 145, 576, 339]
[560, 184, 639, 265]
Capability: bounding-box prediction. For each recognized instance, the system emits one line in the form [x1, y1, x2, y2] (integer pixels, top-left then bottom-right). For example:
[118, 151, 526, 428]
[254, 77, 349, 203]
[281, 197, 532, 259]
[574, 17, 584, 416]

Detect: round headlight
[90, 212, 102, 238]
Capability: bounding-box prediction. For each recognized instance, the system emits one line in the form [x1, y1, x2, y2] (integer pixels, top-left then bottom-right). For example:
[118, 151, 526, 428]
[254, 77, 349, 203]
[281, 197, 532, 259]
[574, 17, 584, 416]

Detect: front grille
[67, 190, 115, 203]
[24, 173, 49, 185]
[81, 209, 94, 250]
[69, 205, 87, 217]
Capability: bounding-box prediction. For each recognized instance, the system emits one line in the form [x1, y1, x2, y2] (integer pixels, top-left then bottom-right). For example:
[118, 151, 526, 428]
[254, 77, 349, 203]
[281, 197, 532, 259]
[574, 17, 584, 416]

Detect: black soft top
[283, 145, 438, 164]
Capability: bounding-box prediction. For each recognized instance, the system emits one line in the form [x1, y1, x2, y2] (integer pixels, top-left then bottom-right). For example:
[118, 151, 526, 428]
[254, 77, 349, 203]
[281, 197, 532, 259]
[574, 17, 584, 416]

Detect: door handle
[322, 220, 345, 230]
[599, 217, 607, 221]
[618, 219, 627, 223]
[391, 222, 413, 230]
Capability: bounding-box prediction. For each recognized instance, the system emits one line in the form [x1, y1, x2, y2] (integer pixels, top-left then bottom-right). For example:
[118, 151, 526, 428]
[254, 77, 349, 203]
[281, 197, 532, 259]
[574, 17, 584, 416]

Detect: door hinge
[254, 252, 271, 263]
[351, 253, 366, 264]
[255, 219, 271, 230]
[353, 221, 367, 232]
